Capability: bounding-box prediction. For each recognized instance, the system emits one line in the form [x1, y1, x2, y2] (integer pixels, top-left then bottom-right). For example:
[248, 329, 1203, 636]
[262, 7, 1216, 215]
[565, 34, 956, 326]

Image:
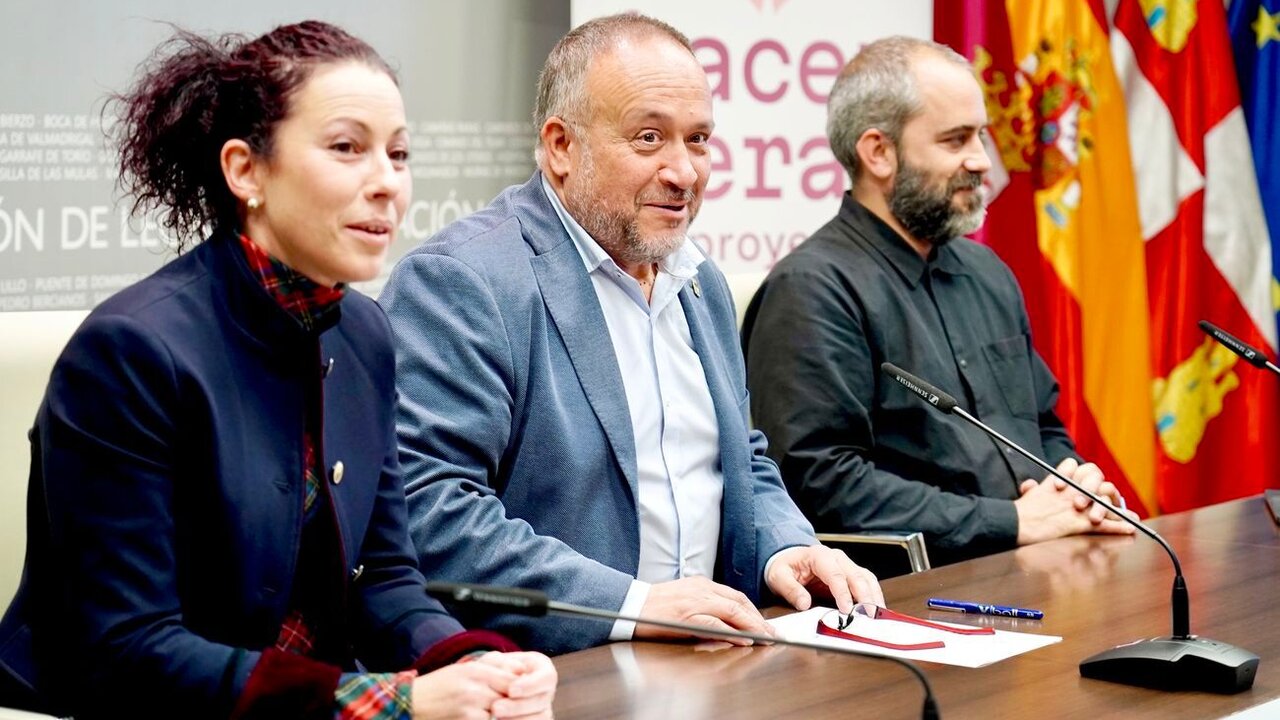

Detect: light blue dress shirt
[542, 176, 725, 639]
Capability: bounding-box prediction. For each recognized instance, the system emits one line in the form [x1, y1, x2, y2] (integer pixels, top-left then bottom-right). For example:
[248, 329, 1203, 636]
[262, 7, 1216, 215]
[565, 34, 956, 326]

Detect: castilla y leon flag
[936, 0, 1158, 515]
[1112, 0, 1278, 512]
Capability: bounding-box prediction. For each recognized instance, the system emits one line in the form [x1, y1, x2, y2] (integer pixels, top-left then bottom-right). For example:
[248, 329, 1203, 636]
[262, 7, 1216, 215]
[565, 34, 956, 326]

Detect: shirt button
[331, 461, 344, 485]
[958, 358, 968, 368]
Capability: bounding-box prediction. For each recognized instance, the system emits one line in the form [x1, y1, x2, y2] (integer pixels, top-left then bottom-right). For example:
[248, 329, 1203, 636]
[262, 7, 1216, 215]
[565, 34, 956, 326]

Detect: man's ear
[220, 138, 263, 205]
[540, 116, 575, 180]
[855, 128, 897, 182]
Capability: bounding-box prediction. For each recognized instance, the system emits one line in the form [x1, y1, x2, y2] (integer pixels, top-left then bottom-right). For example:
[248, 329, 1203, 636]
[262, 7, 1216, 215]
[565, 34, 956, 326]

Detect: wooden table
[550, 496, 1280, 719]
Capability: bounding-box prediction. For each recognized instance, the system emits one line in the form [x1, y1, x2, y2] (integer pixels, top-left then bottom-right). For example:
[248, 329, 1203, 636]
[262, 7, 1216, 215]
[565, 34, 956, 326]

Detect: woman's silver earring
[247, 197, 262, 210]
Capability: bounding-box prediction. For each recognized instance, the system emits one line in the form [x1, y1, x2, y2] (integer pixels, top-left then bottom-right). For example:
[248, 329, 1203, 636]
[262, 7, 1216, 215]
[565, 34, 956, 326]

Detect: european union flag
[1230, 0, 1280, 338]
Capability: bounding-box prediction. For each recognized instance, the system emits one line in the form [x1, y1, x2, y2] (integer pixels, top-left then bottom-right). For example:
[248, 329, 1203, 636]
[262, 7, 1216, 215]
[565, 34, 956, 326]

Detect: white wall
[0, 311, 85, 607]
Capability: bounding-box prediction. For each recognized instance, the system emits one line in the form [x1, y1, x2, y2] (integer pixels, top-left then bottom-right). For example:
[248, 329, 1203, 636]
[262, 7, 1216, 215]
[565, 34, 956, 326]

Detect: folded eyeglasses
[817, 603, 995, 651]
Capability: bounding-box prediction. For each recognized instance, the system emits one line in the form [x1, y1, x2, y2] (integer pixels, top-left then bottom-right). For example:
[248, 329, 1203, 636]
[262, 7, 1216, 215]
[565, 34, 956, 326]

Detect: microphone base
[1079, 636, 1259, 694]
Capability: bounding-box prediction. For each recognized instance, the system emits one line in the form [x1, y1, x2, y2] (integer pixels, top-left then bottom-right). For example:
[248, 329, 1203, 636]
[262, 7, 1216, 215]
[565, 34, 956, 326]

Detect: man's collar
[839, 193, 969, 288]
[541, 173, 612, 273]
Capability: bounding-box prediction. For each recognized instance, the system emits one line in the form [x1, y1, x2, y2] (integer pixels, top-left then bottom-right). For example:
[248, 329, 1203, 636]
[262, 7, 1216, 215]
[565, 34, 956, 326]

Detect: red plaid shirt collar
[238, 234, 344, 332]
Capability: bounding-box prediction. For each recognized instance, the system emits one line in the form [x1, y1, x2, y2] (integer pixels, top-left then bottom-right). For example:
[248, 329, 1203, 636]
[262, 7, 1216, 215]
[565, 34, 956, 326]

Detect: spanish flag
[936, 0, 1158, 514]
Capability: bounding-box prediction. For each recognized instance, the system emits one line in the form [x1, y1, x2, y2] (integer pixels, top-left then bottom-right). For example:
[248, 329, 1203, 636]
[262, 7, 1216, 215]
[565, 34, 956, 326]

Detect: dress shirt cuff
[609, 579, 652, 641]
[334, 670, 417, 719]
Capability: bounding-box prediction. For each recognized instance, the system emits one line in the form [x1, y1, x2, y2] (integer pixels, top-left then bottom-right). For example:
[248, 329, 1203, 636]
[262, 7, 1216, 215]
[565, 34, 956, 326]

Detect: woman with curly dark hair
[0, 20, 555, 720]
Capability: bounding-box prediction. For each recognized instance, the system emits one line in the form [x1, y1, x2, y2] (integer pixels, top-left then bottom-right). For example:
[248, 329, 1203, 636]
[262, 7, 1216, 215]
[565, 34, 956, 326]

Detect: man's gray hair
[532, 12, 693, 166]
[826, 36, 972, 182]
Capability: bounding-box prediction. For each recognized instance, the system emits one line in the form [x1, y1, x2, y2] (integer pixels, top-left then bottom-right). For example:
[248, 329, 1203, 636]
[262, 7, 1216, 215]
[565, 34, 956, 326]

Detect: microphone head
[1198, 320, 1268, 368]
[425, 581, 550, 617]
[880, 362, 958, 414]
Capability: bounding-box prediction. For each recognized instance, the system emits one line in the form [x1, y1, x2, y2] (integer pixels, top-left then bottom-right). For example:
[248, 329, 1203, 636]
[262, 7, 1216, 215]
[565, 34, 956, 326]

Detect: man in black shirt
[741, 36, 1135, 562]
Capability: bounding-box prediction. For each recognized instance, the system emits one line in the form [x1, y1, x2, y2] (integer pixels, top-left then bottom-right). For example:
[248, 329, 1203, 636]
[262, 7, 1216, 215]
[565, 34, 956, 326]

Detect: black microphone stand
[881, 362, 1259, 693]
[427, 581, 941, 720]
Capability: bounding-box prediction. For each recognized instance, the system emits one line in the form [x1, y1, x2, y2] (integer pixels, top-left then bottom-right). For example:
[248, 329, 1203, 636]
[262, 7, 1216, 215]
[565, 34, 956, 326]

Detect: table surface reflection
[550, 496, 1280, 719]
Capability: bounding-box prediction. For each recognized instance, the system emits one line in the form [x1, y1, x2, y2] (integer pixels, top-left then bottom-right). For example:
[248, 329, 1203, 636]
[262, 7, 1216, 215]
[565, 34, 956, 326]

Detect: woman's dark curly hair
[109, 20, 397, 250]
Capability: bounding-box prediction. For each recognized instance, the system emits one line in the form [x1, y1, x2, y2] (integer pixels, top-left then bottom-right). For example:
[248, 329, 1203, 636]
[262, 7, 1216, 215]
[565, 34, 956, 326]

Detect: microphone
[1198, 320, 1280, 375]
[880, 362, 1259, 693]
[426, 580, 940, 720]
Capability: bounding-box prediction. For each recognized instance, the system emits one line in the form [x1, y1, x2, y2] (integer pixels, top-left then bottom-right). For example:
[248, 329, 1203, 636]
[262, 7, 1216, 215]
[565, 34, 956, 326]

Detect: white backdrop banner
[0, 0, 568, 311]
[570, 0, 931, 277]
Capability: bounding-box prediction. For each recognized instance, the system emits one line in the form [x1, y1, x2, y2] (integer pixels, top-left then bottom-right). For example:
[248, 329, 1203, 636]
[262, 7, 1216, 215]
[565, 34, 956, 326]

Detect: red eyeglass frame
[815, 606, 994, 651]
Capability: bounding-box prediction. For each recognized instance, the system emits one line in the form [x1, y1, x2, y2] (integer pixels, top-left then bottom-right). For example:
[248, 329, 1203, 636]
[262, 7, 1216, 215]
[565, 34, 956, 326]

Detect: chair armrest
[816, 531, 931, 573]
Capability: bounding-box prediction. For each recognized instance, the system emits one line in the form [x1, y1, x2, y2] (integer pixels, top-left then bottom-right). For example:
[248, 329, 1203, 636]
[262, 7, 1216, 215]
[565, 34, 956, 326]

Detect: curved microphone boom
[426, 580, 941, 720]
[880, 362, 1259, 693]
[1199, 320, 1280, 376]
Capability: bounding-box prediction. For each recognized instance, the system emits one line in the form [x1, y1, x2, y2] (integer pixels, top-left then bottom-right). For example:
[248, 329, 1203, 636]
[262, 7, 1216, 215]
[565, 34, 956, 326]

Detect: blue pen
[927, 598, 1044, 620]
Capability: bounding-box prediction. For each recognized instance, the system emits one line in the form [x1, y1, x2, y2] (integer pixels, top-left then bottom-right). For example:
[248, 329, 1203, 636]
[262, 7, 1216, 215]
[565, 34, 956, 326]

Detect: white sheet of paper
[768, 607, 1061, 668]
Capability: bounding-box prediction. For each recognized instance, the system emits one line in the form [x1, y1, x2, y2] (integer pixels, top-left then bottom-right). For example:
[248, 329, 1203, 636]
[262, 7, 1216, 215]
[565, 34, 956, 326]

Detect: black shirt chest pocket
[980, 334, 1038, 421]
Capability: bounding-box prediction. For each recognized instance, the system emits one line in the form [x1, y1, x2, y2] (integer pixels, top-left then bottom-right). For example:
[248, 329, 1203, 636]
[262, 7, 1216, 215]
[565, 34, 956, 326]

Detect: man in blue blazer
[380, 12, 883, 654]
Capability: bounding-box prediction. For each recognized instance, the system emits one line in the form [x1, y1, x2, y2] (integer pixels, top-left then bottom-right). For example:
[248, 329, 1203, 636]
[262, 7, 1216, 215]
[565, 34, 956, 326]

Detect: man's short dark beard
[566, 142, 693, 266]
[889, 158, 985, 247]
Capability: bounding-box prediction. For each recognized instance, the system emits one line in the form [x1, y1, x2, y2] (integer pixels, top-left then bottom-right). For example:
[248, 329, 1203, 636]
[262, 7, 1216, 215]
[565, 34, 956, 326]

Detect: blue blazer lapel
[525, 207, 639, 501]
[679, 275, 757, 594]
[680, 285, 736, 438]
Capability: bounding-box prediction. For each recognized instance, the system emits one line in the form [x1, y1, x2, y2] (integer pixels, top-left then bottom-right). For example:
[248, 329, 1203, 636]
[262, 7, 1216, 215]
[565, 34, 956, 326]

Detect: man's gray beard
[889, 159, 986, 247]
[566, 148, 692, 266]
